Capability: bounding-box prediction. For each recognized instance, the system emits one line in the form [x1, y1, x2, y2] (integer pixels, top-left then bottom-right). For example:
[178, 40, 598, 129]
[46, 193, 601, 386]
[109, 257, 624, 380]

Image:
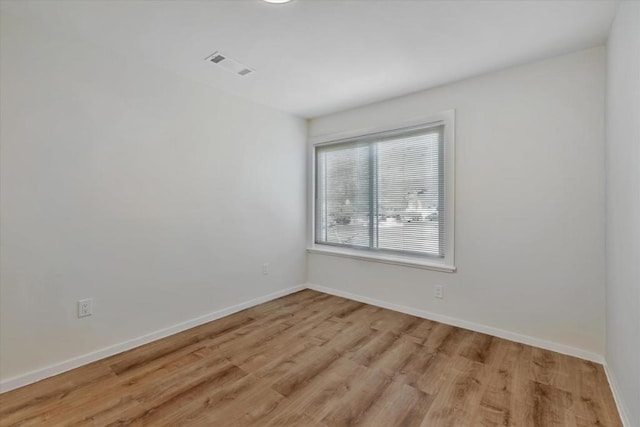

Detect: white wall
[308, 47, 606, 358]
[605, 2, 640, 425]
[0, 14, 306, 384]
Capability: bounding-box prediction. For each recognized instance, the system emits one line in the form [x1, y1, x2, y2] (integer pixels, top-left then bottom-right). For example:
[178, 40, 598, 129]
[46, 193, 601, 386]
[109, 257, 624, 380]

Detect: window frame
[308, 110, 456, 272]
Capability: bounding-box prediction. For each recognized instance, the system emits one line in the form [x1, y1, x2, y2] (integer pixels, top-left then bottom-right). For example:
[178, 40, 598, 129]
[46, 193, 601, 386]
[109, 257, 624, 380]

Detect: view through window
[315, 123, 445, 258]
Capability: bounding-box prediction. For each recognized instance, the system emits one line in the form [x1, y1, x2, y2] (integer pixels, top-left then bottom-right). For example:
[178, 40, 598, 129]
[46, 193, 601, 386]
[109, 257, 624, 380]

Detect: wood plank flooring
[0, 290, 622, 426]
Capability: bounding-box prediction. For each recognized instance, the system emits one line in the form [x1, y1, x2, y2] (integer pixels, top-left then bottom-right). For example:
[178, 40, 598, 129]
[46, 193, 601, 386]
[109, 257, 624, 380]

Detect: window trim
[308, 110, 456, 272]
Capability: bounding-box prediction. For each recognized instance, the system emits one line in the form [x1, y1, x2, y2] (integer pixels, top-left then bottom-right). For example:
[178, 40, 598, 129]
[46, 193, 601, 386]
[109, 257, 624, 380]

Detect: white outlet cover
[78, 298, 93, 317]
[434, 285, 444, 299]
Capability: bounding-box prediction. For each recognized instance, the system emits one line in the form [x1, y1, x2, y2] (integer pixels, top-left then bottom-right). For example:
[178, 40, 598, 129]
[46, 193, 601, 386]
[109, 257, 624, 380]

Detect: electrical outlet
[78, 298, 93, 318]
[434, 285, 444, 299]
[262, 262, 269, 275]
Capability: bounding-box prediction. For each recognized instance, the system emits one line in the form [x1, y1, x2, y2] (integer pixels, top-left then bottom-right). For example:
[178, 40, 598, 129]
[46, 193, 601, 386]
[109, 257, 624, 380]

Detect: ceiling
[0, 0, 619, 118]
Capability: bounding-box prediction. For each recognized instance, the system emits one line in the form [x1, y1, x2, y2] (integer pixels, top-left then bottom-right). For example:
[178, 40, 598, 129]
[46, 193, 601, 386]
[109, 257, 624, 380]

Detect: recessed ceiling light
[263, 0, 293, 3]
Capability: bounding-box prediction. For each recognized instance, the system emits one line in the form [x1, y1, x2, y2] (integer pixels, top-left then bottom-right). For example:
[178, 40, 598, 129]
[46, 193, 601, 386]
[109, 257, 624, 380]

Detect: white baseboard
[306, 283, 605, 364]
[0, 284, 306, 394]
[0, 282, 609, 397]
[603, 362, 632, 427]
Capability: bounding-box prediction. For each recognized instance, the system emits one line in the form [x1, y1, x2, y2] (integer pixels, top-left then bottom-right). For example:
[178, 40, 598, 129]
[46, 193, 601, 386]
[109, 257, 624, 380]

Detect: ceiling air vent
[209, 54, 225, 64]
[205, 51, 254, 77]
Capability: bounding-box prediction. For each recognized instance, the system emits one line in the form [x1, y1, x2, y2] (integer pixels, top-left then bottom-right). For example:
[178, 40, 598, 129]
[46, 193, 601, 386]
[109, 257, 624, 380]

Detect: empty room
[0, 0, 638, 426]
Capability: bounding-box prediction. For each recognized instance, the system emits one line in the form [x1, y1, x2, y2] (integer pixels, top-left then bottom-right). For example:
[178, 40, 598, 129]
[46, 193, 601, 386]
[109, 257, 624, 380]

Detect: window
[311, 112, 455, 271]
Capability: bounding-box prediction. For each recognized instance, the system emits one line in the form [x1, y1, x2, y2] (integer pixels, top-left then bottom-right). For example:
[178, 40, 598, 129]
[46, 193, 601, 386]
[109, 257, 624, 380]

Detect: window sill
[306, 245, 457, 273]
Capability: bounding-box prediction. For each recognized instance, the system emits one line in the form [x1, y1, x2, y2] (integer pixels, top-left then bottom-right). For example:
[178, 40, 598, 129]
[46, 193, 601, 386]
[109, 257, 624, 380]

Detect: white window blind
[315, 122, 445, 258]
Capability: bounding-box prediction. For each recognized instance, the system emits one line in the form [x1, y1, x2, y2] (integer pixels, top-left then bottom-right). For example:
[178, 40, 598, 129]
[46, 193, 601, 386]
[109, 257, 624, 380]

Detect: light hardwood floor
[0, 290, 622, 426]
